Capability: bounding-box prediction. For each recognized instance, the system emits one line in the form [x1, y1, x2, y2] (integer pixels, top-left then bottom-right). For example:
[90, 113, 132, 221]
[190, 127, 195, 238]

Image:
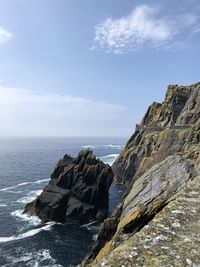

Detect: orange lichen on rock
[94, 241, 113, 263]
[117, 209, 141, 231]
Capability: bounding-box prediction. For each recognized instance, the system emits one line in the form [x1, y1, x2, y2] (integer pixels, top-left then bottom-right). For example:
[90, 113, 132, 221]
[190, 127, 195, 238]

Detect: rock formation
[82, 82, 200, 266]
[112, 83, 199, 185]
[24, 149, 113, 223]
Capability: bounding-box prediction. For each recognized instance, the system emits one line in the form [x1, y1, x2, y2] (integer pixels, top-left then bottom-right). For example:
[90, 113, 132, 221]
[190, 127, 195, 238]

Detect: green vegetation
[142, 180, 148, 189]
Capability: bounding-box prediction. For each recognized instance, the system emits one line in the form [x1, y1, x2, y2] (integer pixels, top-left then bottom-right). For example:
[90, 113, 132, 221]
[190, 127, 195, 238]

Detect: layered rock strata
[82, 83, 200, 266]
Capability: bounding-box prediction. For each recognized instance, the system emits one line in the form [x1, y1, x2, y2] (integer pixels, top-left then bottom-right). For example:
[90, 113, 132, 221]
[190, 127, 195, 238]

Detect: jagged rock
[112, 82, 200, 185]
[92, 173, 200, 267]
[82, 83, 200, 266]
[24, 149, 113, 223]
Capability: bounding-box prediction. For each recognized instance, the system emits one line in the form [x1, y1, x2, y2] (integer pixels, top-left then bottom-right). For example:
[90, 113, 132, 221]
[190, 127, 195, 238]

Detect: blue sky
[0, 0, 199, 137]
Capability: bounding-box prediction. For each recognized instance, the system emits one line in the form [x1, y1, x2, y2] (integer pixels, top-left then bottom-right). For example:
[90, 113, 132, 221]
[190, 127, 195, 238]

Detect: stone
[24, 149, 113, 223]
[82, 82, 200, 266]
[112, 82, 200, 185]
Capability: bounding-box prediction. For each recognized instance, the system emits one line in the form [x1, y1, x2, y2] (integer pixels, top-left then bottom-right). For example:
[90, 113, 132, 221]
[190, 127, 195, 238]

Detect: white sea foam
[81, 221, 96, 228]
[81, 144, 124, 149]
[2, 249, 62, 267]
[81, 145, 96, 149]
[101, 154, 119, 159]
[0, 204, 7, 207]
[82, 221, 99, 231]
[92, 234, 98, 241]
[100, 144, 124, 149]
[100, 154, 119, 165]
[11, 209, 41, 225]
[0, 224, 53, 243]
[0, 178, 50, 192]
[17, 190, 43, 204]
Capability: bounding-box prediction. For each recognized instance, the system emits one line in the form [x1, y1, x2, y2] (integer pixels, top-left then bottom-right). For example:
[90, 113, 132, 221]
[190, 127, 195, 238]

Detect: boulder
[24, 149, 113, 223]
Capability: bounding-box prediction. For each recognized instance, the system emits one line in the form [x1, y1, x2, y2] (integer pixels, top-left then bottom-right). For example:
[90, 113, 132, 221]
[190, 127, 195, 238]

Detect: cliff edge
[82, 82, 200, 266]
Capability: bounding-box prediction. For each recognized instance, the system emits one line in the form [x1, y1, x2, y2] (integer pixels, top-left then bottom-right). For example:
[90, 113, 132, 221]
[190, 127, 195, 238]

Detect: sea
[0, 137, 127, 267]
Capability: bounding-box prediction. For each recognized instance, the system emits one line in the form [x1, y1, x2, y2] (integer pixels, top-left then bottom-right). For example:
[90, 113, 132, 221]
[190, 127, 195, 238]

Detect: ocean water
[0, 137, 127, 267]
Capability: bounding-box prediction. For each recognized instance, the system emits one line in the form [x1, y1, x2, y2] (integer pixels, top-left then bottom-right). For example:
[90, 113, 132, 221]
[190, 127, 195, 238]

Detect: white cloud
[193, 25, 200, 34]
[92, 5, 199, 54]
[0, 26, 12, 45]
[0, 86, 130, 137]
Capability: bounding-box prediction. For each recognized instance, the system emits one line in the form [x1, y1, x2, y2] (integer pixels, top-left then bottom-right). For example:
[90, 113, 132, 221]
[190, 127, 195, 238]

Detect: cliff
[82, 82, 200, 266]
[112, 83, 199, 185]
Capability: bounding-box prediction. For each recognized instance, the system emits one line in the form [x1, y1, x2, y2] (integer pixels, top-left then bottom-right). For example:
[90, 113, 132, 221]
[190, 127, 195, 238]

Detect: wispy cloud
[0, 26, 12, 45]
[0, 86, 130, 137]
[92, 4, 199, 54]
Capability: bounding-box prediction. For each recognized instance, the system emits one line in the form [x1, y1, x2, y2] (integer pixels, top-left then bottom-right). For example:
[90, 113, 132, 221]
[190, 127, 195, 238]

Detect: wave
[0, 224, 53, 243]
[100, 154, 119, 159]
[81, 221, 96, 228]
[11, 209, 41, 225]
[0, 178, 50, 192]
[17, 190, 43, 204]
[81, 145, 96, 149]
[81, 144, 124, 150]
[81, 221, 99, 232]
[0, 204, 7, 207]
[2, 249, 62, 267]
[100, 144, 124, 149]
[100, 154, 119, 165]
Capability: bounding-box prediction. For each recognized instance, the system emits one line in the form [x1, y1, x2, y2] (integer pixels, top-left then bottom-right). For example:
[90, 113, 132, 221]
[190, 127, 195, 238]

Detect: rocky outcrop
[92, 171, 200, 267]
[24, 149, 113, 223]
[112, 82, 200, 185]
[82, 83, 200, 266]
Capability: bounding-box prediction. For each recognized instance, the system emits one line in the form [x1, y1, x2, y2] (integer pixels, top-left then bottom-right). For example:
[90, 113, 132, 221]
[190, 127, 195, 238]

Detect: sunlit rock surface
[93, 173, 200, 267]
[82, 83, 200, 266]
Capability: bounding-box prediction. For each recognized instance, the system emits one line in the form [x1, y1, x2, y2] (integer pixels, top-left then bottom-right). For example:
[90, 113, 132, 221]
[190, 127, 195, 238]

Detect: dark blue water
[0, 137, 127, 267]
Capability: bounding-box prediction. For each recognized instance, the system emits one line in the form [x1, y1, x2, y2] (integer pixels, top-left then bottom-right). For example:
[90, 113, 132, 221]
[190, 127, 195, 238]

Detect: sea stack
[24, 149, 113, 223]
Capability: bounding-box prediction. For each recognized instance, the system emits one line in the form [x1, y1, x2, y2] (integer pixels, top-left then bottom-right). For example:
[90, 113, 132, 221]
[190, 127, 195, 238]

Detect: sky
[0, 0, 199, 137]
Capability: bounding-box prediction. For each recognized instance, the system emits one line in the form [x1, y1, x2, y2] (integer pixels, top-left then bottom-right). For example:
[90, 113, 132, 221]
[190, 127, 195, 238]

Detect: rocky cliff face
[82, 83, 200, 266]
[24, 149, 113, 223]
[113, 83, 200, 185]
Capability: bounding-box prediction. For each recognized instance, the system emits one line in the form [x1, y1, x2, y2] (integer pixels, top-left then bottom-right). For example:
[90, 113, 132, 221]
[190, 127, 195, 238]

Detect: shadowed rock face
[24, 149, 113, 223]
[82, 83, 200, 266]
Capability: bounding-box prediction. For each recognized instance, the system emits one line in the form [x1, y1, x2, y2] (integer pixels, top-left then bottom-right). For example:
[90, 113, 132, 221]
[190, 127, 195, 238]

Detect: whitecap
[11, 209, 41, 225]
[0, 178, 50, 192]
[81, 221, 96, 228]
[81, 145, 96, 149]
[99, 144, 124, 149]
[100, 154, 119, 165]
[92, 234, 98, 241]
[0, 224, 53, 243]
[81, 144, 124, 150]
[1, 249, 62, 267]
[17, 190, 42, 204]
[100, 154, 120, 159]
[0, 204, 7, 207]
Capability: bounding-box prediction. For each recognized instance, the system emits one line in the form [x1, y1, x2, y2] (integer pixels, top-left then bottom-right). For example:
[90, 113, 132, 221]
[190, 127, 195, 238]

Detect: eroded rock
[82, 83, 200, 266]
[24, 149, 113, 223]
[112, 82, 200, 185]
